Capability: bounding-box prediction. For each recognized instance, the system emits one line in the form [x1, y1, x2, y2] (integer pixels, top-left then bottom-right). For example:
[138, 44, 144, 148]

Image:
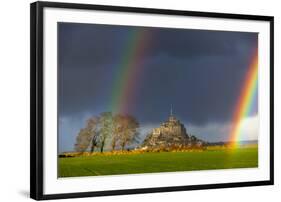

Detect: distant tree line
[74, 112, 140, 153]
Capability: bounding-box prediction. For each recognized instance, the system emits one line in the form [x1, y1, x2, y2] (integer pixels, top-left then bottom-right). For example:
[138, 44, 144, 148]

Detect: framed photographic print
[30, 1, 274, 200]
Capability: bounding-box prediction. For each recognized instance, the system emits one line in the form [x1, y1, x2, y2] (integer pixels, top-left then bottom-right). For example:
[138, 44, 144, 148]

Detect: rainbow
[229, 48, 258, 146]
[109, 28, 150, 114]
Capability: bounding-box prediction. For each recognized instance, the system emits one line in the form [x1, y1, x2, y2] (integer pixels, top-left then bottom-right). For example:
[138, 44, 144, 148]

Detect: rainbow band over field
[229, 49, 258, 146]
[110, 29, 150, 114]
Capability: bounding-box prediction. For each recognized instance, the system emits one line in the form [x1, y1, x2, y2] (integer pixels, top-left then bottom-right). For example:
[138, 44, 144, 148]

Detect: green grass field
[58, 147, 258, 177]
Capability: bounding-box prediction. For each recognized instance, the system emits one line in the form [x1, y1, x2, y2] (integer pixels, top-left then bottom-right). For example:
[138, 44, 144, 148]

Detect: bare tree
[87, 117, 99, 152]
[98, 112, 113, 153]
[117, 115, 140, 151]
[111, 114, 123, 151]
[74, 128, 92, 153]
[74, 117, 99, 153]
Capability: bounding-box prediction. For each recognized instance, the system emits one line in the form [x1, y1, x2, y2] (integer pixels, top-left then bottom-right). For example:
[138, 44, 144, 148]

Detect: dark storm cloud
[58, 22, 258, 126]
[149, 28, 247, 58]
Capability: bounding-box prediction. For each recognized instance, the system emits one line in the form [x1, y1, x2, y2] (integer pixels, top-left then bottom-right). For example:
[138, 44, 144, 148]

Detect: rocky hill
[141, 113, 204, 150]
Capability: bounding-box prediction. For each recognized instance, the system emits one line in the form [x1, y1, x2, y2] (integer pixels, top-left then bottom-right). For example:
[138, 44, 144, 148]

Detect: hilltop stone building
[141, 107, 204, 150]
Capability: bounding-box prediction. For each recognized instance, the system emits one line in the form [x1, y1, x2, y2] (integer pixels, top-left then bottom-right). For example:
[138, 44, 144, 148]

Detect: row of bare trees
[74, 112, 140, 153]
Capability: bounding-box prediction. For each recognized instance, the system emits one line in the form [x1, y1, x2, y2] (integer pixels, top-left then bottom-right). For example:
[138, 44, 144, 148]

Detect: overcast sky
[58, 22, 258, 152]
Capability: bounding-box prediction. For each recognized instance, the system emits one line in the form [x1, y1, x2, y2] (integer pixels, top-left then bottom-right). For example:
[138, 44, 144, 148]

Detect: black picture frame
[30, 1, 274, 200]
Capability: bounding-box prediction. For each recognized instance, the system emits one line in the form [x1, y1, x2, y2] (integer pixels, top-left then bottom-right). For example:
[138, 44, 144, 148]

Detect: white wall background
[0, 0, 279, 201]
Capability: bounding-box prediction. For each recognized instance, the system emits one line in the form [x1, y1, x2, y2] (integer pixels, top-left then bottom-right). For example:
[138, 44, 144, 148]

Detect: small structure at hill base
[141, 107, 204, 150]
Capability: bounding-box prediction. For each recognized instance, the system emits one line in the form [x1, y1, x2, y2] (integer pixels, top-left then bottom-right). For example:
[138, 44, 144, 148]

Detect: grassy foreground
[58, 146, 258, 177]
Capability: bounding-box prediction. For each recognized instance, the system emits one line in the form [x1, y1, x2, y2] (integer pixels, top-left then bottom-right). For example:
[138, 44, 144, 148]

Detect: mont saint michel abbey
[141, 107, 204, 149]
